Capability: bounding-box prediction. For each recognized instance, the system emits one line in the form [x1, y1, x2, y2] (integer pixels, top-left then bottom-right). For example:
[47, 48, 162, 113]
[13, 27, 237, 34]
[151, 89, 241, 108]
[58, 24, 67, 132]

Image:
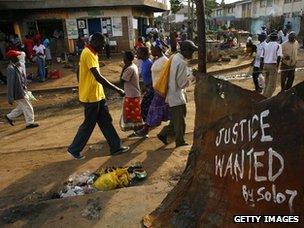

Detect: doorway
[88, 18, 102, 35]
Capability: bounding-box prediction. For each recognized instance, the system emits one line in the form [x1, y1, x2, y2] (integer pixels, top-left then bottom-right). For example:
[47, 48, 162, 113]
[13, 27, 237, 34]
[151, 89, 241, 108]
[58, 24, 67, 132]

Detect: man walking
[281, 32, 299, 91]
[157, 40, 197, 147]
[260, 32, 283, 98]
[68, 32, 129, 160]
[5, 50, 39, 128]
[252, 33, 267, 92]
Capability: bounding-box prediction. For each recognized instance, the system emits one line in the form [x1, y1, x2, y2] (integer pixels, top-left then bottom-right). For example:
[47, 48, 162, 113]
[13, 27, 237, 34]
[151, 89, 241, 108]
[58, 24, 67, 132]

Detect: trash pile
[59, 163, 147, 198]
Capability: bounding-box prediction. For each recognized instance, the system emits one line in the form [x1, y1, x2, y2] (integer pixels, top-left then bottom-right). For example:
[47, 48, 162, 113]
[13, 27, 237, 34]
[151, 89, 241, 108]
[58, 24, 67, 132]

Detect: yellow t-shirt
[78, 47, 105, 103]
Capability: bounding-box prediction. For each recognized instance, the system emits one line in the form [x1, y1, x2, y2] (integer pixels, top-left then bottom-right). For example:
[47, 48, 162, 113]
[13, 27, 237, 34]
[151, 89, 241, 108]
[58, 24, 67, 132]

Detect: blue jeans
[36, 57, 46, 81]
[68, 100, 122, 155]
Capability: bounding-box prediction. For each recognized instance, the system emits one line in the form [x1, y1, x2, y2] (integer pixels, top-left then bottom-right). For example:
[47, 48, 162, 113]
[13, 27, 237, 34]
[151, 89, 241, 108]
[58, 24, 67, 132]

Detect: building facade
[211, 0, 303, 34]
[0, 0, 167, 53]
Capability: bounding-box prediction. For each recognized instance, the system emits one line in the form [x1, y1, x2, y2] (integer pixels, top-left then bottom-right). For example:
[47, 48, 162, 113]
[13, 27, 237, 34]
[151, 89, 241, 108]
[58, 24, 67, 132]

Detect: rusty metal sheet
[143, 77, 304, 227]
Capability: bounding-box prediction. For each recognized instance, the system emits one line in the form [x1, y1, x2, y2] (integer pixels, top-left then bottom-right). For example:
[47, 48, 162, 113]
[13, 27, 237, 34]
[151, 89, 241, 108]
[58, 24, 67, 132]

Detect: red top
[23, 38, 34, 57]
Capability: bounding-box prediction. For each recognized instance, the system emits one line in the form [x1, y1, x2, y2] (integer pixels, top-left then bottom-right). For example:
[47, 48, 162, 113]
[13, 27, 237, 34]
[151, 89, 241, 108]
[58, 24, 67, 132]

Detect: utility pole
[195, 0, 207, 74]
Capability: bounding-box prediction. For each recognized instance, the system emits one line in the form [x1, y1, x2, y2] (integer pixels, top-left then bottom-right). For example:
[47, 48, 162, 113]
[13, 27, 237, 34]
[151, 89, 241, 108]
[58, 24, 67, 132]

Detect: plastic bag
[154, 55, 174, 97]
[93, 168, 131, 191]
[26, 91, 37, 101]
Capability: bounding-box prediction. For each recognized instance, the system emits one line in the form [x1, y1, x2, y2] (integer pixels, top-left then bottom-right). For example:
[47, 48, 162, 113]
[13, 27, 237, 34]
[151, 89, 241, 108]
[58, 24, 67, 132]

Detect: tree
[205, 0, 218, 17]
[195, 0, 206, 74]
[170, 0, 183, 14]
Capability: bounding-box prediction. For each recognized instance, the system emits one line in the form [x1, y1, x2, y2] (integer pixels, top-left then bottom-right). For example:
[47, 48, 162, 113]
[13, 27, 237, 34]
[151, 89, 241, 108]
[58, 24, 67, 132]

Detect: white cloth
[247, 37, 252, 43]
[166, 53, 190, 107]
[151, 55, 168, 87]
[17, 51, 27, 76]
[282, 34, 289, 43]
[254, 41, 267, 67]
[33, 44, 45, 55]
[7, 95, 34, 126]
[261, 42, 283, 64]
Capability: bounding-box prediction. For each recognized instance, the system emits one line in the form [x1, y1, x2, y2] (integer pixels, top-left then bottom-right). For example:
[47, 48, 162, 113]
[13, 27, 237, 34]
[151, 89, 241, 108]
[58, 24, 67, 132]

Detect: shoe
[26, 123, 39, 129]
[67, 151, 85, 160]
[112, 146, 130, 156]
[5, 115, 14, 126]
[157, 134, 168, 145]
[128, 131, 149, 138]
[176, 142, 189, 148]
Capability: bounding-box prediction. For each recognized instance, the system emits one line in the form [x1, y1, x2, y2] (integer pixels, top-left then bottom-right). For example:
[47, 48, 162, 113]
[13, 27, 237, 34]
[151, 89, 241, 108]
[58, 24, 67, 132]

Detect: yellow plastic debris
[93, 168, 131, 191]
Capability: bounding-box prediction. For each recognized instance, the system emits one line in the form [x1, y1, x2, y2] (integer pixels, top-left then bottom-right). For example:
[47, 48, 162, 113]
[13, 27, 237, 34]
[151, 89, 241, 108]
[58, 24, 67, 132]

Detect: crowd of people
[2, 27, 197, 159]
[2, 21, 301, 159]
[0, 30, 54, 83]
[65, 30, 198, 159]
[251, 24, 299, 97]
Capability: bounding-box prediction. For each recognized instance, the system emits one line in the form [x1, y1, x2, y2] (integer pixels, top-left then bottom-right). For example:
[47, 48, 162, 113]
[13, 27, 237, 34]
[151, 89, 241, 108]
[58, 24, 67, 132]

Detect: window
[217, 9, 222, 16]
[284, 0, 292, 3]
[260, 0, 266, 7]
[228, 7, 234, 13]
[267, 0, 273, 7]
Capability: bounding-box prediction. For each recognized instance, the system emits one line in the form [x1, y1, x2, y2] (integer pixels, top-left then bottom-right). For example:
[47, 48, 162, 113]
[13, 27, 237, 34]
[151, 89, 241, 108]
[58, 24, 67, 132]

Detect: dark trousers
[281, 63, 295, 91]
[105, 44, 111, 59]
[252, 66, 261, 91]
[68, 100, 122, 154]
[159, 104, 186, 146]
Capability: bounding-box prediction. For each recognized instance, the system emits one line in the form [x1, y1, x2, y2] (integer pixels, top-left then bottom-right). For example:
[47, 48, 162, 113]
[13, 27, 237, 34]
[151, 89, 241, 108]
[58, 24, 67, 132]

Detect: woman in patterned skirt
[120, 51, 143, 131]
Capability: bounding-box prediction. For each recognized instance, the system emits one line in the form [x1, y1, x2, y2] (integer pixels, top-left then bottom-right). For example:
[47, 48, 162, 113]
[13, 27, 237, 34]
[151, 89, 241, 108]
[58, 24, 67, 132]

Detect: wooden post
[195, 0, 207, 74]
[188, 0, 191, 23]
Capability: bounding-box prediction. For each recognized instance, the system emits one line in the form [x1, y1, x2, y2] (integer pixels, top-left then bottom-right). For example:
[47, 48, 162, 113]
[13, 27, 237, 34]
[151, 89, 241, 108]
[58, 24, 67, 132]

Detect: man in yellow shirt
[68, 32, 129, 159]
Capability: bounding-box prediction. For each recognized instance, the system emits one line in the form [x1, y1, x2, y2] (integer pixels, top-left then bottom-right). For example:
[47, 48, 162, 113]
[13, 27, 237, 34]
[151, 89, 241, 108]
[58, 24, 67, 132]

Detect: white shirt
[261, 41, 283, 64]
[33, 44, 45, 55]
[151, 55, 168, 87]
[254, 41, 267, 67]
[166, 53, 190, 107]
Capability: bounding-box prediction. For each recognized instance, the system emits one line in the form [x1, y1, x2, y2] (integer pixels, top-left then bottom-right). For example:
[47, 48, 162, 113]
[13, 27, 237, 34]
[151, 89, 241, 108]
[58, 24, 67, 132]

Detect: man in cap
[157, 40, 197, 147]
[252, 33, 267, 92]
[260, 32, 283, 97]
[68, 32, 129, 160]
[5, 50, 39, 128]
[281, 32, 299, 91]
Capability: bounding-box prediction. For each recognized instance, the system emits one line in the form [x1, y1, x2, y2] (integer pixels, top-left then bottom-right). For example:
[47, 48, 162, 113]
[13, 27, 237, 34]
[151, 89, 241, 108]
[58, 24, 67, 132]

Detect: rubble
[58, 163, 148, 198]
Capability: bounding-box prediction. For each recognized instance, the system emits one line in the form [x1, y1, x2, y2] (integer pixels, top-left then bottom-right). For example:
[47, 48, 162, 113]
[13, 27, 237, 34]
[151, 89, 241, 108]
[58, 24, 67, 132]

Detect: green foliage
[170, 0, 183, 14]
[170, 0, 217, 17]
[205, 0, 218, 17]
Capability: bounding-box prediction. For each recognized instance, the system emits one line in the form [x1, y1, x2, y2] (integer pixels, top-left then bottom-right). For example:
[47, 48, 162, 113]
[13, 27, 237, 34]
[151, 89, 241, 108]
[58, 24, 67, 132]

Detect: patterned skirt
[146, 92, 171, 127]
[141, 87, 154, 121]
[120, 97, 143, 131]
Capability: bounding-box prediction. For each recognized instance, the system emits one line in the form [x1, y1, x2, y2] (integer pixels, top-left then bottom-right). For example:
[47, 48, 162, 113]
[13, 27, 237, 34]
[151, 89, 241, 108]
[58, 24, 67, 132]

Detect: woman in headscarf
[130, 41, 170, 138]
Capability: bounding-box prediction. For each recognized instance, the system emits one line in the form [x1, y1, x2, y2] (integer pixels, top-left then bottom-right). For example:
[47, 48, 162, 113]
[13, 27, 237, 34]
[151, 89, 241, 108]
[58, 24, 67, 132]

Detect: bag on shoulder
[154, 55, 174, 98]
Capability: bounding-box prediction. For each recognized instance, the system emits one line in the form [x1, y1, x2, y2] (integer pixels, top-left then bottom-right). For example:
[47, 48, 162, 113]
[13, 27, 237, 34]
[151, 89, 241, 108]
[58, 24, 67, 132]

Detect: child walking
[120, 51, 143, 131]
